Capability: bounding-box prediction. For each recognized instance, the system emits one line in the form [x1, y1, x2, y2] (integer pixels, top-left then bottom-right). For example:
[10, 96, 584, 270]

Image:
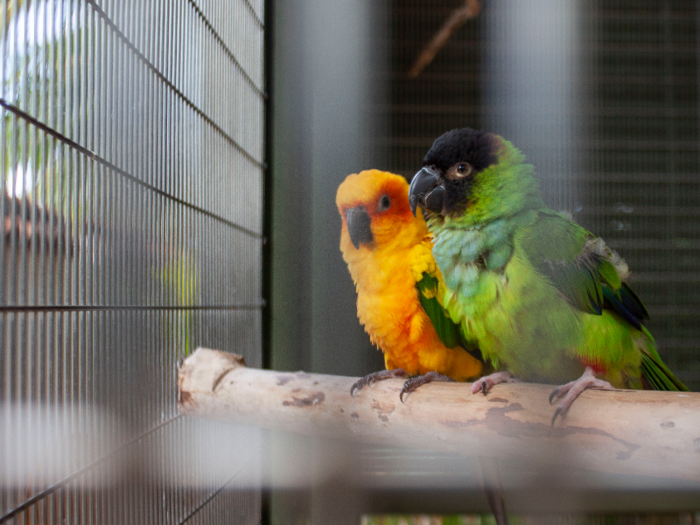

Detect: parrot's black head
[409, 128, 499, 217]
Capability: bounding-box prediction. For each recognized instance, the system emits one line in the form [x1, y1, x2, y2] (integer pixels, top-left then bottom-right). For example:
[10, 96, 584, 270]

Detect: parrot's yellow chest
[352, 247, 426, 373]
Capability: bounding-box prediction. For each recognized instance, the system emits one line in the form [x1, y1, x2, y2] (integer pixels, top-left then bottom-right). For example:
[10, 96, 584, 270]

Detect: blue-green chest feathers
[436, 223, 505, 287]
[431, 212, 532, 320]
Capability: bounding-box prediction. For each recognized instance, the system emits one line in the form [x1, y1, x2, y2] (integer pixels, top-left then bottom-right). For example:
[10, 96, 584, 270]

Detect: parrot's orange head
[336, 169, 427, 252]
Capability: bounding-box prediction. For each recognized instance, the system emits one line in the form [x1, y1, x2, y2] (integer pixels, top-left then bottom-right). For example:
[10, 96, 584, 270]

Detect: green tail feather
[640, 348, 689, 392]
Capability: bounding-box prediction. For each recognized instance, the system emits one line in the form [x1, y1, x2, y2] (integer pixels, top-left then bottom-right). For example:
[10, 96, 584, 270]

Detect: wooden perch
[409, 0, 481, 78]
[178, 348, 700, 482]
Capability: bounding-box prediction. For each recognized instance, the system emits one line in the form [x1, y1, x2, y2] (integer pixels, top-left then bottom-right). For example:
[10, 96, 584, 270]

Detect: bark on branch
[178, 347, 700, 482]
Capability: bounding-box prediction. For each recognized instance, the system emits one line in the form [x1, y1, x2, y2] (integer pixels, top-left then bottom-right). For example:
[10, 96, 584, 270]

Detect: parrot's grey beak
[409, 166, 444, 216]
[346, 206, 373, 249]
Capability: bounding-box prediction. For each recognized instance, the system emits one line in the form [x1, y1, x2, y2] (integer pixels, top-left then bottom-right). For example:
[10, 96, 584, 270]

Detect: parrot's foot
[549, 366, 615, 426]
[350, 368, 407, 396]
[399, 371, 455, 403]
[470, 372, 518, 395]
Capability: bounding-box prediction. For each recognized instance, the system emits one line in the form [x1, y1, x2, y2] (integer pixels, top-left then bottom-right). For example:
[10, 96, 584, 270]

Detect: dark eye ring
[378, 194, 391, 212]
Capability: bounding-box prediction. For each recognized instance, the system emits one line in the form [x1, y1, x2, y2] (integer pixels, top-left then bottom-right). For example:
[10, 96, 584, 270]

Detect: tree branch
[408, 0, 481, 78]
[178, 347, 700, 482]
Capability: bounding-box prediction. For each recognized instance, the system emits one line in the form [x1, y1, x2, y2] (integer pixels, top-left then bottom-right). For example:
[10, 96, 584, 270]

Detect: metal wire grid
[1, 0, 264, 523]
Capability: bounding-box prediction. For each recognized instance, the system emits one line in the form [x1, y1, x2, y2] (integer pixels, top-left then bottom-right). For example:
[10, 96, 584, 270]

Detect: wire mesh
[1, 0, 265, 523]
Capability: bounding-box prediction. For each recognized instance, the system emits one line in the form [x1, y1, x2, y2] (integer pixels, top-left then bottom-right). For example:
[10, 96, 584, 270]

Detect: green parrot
[408, 128, 688, 424]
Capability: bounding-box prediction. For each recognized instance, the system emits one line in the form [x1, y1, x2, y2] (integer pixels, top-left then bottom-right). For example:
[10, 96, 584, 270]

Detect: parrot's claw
[470, 371, 518, 395]
[399, 371, 455, 403]
[350, 368, 407, 396]
[551, 406, 564, 427]
[549, 366, 615, 426]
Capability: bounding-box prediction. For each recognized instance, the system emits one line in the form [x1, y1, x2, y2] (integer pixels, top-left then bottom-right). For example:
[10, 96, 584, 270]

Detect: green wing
[521, 210, 687, 391]
[416, 272, 483, 362]
[521, 210, 642, 325]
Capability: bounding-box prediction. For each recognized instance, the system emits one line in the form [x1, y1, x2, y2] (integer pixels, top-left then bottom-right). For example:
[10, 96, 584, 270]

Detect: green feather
[416, 272, 483, 362]
[640, 338, 689, 391]
[417, 273, 460, 348]
[520, 212, 636, 317]
[484, 242, 512, 270]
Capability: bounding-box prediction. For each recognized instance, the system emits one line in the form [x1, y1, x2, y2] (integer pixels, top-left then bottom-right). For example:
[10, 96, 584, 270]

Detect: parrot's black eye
[377, 194, 391, 212]
[446, 162, 474, 180]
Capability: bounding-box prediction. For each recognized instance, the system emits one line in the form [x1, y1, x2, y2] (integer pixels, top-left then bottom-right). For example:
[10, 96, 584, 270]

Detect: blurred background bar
[269, 0, 385, 377]
[483, 0, 583, 211]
